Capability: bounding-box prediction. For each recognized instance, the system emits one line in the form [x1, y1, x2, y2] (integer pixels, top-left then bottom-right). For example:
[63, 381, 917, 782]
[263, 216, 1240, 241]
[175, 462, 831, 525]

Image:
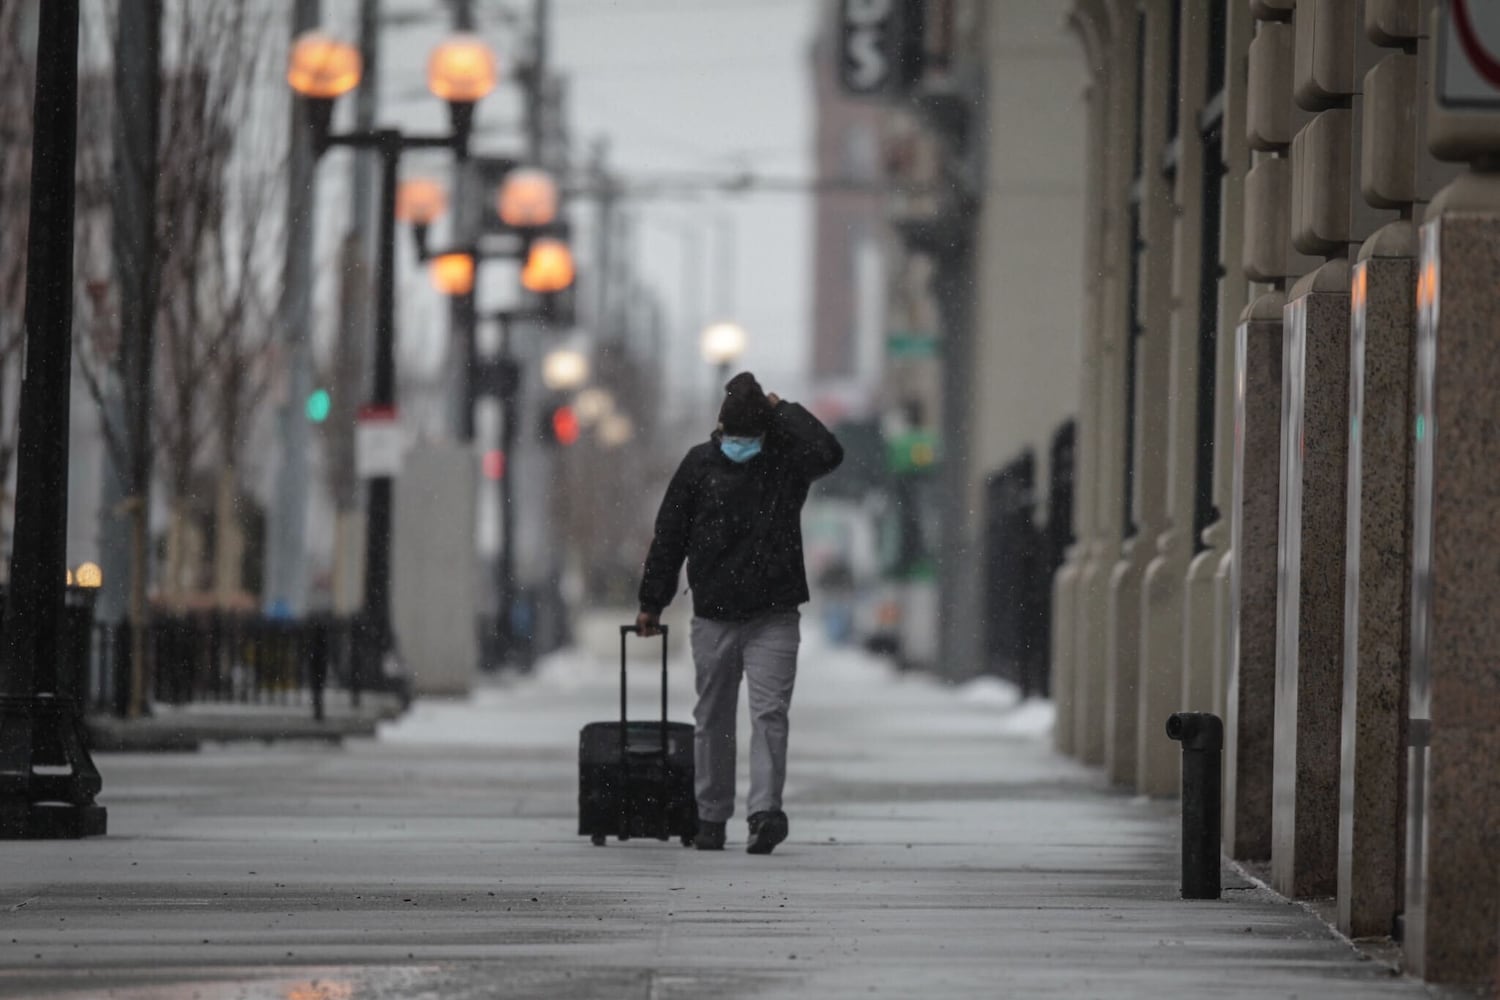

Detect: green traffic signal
[306, 388, 331, 424]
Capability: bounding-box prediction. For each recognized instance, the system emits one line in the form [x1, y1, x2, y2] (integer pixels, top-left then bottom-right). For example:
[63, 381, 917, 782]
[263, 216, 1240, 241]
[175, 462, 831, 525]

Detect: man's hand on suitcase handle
[636, 610, 662, 637]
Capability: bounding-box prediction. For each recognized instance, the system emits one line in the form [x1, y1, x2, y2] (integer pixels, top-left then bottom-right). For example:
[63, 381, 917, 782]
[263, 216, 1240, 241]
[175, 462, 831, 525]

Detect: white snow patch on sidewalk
[956, 675, 1022, 708]
[379, 635, 1055, 748]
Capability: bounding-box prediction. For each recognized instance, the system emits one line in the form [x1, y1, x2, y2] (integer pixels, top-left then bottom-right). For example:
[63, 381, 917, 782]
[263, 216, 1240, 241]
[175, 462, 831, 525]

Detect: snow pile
[956, 675, 1022, 708]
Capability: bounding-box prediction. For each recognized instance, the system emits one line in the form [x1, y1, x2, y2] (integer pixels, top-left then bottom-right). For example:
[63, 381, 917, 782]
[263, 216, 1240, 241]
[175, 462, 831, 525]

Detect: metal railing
[80, 611, 409, 721]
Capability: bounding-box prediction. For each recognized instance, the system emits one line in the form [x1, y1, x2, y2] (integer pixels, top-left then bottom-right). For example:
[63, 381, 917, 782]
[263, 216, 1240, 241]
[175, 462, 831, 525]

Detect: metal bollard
[1165, 711, 1223, 900]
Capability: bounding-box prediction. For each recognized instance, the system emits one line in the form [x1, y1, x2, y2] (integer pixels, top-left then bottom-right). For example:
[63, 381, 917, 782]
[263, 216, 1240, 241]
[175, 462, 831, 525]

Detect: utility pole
[0, 0, 106, 838]
[107, 0, 162, 718]
[495, 0, 552, 664]
[264, 0, 320, 619]
[448, 0, 478, 441]
[528, 0, 549, 165]
[591, 138, 616, 336]
[330, 0, 380, 616]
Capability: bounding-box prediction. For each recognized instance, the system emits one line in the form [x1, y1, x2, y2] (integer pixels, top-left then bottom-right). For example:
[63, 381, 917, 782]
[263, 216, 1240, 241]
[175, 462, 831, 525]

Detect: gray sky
[551, 0, 819, 413]
[320, 0, 819, 421]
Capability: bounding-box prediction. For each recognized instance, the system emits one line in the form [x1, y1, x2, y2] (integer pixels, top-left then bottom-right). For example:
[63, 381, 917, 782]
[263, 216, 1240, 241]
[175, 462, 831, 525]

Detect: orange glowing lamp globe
[498, 169, 559, 228]
[287, 31, 362, 99]
[396, 178, 447, 226]
[430, 252, 476, 296]
[521, 239, 575, 293]
[427, 34, 498, 104]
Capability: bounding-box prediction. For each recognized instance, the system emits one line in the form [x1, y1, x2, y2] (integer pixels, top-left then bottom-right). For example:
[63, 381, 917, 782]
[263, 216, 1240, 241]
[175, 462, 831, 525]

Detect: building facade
[811, 0, 1087, 680]
[1053, 0, 1500, 989]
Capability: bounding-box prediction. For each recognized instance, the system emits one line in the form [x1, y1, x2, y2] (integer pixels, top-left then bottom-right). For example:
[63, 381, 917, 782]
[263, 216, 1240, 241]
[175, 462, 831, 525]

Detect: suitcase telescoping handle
[619, 625, 670, 759]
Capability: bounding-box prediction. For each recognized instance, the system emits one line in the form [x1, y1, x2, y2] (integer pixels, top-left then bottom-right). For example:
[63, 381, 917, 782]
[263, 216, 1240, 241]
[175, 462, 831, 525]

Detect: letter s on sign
[848, 29, 887, 91]
[841, 0, 893, 94]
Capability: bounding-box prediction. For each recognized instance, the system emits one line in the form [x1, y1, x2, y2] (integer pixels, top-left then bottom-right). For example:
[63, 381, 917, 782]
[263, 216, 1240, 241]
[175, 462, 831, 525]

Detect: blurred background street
[8, 0, 1500, 993]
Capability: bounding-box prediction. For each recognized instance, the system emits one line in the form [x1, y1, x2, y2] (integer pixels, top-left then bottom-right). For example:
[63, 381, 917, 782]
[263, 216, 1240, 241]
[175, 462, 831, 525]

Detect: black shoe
[694, 820, 726, 851]
[746, 811, 788, 855]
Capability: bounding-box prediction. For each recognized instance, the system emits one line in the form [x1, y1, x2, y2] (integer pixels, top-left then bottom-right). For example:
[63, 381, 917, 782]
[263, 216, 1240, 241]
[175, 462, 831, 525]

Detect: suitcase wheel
[591, 834, 606, 847]
[680, 835, 693, 847]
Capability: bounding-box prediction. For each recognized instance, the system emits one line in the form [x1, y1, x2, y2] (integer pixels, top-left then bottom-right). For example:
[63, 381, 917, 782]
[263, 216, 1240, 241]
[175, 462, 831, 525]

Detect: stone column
[1222, 5, 1313, 862]
[1271, 259, 1350, 899]
[1138, 0, 1210, 798]
[1184, 0, 1255, 734]
[1224, 290, 1283, 862]
[1402, 165, 1500, 989]
[1330, 0, 1432, 941]
[1074, 0, 1136, 768]
[1104, 0, 1174, 789]
[1336, 223, 1415, 940]
[1054, 0, 1112, 758]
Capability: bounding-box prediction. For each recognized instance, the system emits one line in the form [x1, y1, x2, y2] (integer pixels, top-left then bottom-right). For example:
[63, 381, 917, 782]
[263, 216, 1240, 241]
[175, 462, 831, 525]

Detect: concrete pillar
[1327, 0, 1429, 942]
[1185, 0, 1255, 731]
[1402, 23, 1500, 974]
[1271, 259, 1350, 899]
[1137, 0, 1210, 798]
[1224, 290, 1283, 862]
[1054, 0, 1112, 758]
[392, 443, 478, 696]
[1104, 0, 1174, 789]
[1222, 6, 1310, 863]
[1336, 223, 1415, 940]
[1074, 0, 1136, 768]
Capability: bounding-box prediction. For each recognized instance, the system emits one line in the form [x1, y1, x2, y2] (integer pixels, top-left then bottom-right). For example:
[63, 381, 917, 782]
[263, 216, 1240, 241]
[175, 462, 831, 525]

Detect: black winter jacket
[639, 401, 843, 621]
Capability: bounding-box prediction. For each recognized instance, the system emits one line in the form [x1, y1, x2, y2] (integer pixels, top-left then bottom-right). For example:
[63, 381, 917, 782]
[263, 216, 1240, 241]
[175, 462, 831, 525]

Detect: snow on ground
[379, 630, 1055, 748]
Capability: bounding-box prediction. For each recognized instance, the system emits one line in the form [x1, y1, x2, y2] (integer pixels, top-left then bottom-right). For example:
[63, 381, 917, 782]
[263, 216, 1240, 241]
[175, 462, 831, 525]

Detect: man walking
[636, 373, 843, 854]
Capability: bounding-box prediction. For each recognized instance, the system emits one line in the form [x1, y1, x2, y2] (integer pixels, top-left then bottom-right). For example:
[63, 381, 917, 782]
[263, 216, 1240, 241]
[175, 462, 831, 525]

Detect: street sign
[356, 405, 404, 478]
[838, 0, 922, 98]
[886, 331, 939, 358]
[1438, 0, 1500, 109]
[887, 430, 938, 473]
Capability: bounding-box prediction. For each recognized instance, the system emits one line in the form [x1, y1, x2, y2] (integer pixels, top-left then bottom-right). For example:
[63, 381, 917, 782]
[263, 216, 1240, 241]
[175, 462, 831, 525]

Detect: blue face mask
[720, 435, 763, 463]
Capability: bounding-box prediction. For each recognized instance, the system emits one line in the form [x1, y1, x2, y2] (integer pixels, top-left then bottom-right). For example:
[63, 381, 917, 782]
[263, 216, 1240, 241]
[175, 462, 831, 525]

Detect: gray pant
[690, 611, 800, 824]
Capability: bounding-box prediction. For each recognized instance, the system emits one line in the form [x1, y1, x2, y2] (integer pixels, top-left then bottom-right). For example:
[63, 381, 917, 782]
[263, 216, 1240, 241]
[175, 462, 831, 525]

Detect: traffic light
[482, 449, 506, 480]
[551, 404, 580, 446]
[305, 388, 331, 424]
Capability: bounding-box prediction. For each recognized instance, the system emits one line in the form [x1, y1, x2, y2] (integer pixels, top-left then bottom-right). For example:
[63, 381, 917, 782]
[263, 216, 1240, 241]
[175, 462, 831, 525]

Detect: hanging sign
[839, 0, 930, 97]
[356, 405, 404, 478]
[840, 0, 897, 95]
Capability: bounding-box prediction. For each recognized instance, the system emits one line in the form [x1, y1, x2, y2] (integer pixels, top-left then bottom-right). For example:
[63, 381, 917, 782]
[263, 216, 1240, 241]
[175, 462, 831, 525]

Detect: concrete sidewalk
[0, 636, 1458, 998]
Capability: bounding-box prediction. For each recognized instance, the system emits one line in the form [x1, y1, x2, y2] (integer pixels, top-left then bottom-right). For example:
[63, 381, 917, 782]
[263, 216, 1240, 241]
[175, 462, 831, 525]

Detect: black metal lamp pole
[0, 0, 107, 840]
[301, 118, 473, 673]
[364, 135, 401, 661]
[291, 25, 494, 674]
[493, 314, 521, 665]
[403, 166, 571, 670]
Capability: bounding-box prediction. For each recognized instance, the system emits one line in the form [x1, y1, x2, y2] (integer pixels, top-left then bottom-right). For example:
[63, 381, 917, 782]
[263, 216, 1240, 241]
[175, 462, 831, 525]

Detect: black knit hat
[718, 371, 771, 436]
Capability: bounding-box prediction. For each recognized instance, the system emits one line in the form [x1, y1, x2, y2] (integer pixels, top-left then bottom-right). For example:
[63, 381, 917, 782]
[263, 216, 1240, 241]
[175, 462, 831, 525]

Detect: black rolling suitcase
[578, 625, 698, 847]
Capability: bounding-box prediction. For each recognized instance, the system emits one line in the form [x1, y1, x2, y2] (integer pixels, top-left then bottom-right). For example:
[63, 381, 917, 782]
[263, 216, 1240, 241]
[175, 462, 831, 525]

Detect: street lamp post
[0, 0, 107, 839]
[288, 29, 496, 673]
[409, 175, 577, 668]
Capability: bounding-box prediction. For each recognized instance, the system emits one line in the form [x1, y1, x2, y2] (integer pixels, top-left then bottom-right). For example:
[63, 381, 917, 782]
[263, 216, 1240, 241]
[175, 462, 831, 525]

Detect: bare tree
[74, 1, 285, 610]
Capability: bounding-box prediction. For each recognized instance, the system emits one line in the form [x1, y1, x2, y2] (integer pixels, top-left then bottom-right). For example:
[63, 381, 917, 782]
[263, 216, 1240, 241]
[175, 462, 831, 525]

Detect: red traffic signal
[551, 405, 580, 446]
[482, 449, 506, 480]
